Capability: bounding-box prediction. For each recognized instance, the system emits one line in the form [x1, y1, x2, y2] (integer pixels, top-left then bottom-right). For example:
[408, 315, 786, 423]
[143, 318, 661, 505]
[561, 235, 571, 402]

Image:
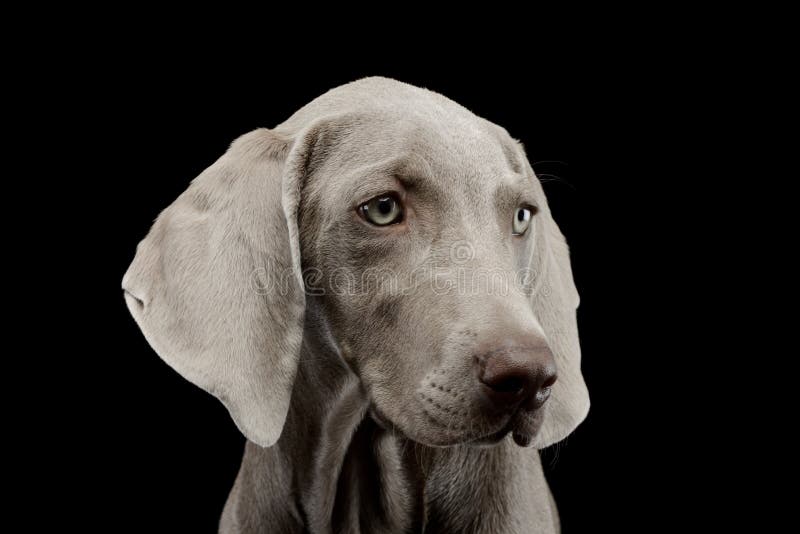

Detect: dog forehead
[280, 76, 475, 130]
[343, 112, 512, 172]
[306, 119, 523, 225]
[282, 77, 520, 170]
[286, 77, 527, 210]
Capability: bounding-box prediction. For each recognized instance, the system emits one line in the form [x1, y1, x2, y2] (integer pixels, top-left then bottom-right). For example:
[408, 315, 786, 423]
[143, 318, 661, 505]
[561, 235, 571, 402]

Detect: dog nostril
[488, 375, 525, 394]
[478, 343, 557, 410]
[542, 373, 557, 389]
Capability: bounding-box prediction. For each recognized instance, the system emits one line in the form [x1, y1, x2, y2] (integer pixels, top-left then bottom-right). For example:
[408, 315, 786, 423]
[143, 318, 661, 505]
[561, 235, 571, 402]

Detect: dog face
[299, 112, 558, 447]
[123, 78, 588, 450]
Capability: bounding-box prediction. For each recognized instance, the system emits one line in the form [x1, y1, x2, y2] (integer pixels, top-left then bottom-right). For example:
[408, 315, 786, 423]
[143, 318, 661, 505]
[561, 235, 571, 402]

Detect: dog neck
[219, 327, 559, 533]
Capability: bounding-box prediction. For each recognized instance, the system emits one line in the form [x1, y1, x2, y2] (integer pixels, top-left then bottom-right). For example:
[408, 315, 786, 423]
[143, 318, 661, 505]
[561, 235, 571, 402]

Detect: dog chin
[420, 421, 541, 449]
[470, 426, 515, 447]
[368, 404, 542, 449]
[471, 422, 540, 448]
[472, 409, 545, 448]
[368, 406, 475, 448]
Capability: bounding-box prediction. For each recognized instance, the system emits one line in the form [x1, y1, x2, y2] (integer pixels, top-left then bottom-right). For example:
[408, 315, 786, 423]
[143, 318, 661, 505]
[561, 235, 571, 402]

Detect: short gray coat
[123, 77, 589, 533]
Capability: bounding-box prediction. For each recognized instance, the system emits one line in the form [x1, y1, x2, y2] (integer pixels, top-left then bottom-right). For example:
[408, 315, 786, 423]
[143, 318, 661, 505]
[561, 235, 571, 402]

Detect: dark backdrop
[80, 55, 703, 532]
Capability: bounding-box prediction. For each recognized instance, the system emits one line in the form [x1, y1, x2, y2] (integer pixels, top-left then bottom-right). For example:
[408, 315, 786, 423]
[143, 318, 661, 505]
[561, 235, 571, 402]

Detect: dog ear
[526, 169, 591, 449]
[122, 128, 309, 448]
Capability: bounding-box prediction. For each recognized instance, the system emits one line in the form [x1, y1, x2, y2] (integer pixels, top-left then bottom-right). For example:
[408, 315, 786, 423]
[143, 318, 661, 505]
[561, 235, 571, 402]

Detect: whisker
[536, 173, 576, 190]
[531, 160, 569, 167]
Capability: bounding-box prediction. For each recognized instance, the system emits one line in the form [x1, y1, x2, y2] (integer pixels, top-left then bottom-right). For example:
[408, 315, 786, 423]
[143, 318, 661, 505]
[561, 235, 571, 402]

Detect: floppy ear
[527, 171, 591, 449]
[122, 128, 308, 448]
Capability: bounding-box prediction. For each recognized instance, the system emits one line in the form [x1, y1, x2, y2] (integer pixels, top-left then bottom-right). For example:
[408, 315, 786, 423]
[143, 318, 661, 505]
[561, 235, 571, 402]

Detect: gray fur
[123, 77, 589, 533]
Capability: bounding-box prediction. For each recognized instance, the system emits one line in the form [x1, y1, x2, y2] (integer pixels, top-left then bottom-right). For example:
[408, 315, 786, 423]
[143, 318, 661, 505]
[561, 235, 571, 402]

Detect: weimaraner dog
[123, 77, 589, 533]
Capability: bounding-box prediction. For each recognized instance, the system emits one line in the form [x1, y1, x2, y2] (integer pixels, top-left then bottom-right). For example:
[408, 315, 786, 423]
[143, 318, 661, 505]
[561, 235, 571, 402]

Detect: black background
[67, 47, 723, 533]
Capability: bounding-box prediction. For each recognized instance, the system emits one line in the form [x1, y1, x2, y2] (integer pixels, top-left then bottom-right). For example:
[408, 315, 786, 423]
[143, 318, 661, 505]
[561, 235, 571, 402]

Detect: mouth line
[424, 405, 517, 444]
[473, 407, 542, 447]
[422, 399, 533, 439]
[475, 418, 515, 443]
[383, 397, 540, 448]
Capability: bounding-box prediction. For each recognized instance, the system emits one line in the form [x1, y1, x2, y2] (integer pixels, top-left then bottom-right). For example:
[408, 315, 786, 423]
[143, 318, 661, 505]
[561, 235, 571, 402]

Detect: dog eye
[358, 194, 404, 226]
[512, 206, 535, 235]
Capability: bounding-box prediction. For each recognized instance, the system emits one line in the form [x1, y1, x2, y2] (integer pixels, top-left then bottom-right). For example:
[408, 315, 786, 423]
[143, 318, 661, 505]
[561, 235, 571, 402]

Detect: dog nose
[478, 344, 557, 410]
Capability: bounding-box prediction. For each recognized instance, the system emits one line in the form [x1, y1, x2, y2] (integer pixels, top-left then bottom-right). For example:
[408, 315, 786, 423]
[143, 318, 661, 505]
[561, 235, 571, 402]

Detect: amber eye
[358, 194, 404, 226]
[512, 206, 536, 235]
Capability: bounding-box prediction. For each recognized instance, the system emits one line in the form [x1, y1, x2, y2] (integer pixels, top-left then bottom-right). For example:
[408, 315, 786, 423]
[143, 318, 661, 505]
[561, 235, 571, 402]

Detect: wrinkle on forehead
[276, 77, 523, 176]
[290, 77, 542, 240]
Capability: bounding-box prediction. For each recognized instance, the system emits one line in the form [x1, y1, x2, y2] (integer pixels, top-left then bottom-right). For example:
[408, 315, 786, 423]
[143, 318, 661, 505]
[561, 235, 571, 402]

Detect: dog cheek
[373, 296, 401, 328]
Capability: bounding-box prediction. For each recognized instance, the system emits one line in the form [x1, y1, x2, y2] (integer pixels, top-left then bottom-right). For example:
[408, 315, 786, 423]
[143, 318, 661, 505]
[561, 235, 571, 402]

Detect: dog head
[123, 77, 589, 449]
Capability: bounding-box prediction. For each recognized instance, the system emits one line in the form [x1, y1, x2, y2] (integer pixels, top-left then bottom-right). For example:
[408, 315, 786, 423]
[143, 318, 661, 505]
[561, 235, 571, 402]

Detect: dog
[123, 77, 589, 533]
